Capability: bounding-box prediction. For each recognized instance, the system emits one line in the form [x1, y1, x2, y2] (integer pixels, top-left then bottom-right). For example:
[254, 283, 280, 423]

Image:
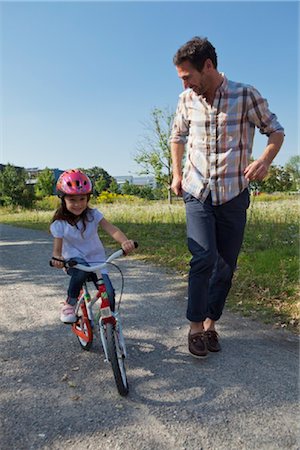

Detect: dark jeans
[183, 189, 250, 322]
[67, 258, 115, 311]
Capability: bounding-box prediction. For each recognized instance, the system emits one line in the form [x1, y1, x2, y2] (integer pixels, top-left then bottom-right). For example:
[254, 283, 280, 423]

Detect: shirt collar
[217, 73, 228, 94]
[186, 72, 228, 99]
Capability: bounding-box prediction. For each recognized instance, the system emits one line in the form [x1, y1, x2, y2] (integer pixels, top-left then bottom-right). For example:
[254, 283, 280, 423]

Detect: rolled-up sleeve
[170, 95, 190, 144]
[247, 86, 284, 137]
[50, 220, 64, 238]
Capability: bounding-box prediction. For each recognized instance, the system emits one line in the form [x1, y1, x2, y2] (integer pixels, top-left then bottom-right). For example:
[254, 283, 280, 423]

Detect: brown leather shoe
[205, 330, 221, 352]
[188, 331, 208, 358]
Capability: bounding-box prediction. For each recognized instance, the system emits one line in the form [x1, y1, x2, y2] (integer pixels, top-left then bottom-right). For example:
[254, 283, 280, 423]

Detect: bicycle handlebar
[49, 242, 138, 270]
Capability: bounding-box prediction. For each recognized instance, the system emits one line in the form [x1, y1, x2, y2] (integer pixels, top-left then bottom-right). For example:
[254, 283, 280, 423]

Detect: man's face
[176, 60, 207, 95]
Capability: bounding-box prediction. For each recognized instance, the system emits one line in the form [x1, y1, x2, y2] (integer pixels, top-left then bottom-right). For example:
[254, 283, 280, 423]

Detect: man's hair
[173, 37, 218, 71]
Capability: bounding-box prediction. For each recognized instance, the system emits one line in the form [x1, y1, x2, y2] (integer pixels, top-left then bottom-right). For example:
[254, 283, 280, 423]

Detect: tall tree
[108, 179, 120, 194]
[134, 108, 175, 203]
[256, 165, 293, 193]
[84, 167, 113, 194]
[94, 175, 107, 195]
[285, 155, 300, 191]
[35, 167, 55, 197]
[0, 164, 34, 207]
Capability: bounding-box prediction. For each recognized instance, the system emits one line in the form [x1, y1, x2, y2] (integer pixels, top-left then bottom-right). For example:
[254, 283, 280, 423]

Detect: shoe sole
[61, 318, 77, 324]
[189, 349, 208, 358]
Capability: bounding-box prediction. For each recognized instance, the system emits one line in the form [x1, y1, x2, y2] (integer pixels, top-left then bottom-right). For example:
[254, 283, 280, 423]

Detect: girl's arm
[52, 237, 64, 268]
[99, 218, 136, 254]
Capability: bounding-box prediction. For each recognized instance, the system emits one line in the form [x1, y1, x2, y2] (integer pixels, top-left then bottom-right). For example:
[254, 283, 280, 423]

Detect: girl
[50, 169, 136, 323]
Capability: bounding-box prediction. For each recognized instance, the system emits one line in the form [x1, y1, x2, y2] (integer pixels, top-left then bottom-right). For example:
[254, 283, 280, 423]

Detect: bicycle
[50, 243, 138, 396]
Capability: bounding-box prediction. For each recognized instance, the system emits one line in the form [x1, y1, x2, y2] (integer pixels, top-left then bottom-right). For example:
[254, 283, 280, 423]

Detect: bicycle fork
[98, 313, 127, 362]
[96, 280, 127, 362]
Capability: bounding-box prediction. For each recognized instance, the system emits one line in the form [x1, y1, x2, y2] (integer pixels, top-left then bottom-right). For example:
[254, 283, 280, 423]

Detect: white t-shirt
[50, 208, 107, 272]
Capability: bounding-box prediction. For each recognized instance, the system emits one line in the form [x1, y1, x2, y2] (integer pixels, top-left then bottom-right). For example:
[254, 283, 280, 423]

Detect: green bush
[96, 191, 144, 204]
[34, 196, 60, 210]
[251, 192, 293, 202]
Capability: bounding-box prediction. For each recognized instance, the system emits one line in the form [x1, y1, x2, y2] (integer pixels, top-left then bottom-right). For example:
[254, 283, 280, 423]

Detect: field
[1, 196, 299, 333]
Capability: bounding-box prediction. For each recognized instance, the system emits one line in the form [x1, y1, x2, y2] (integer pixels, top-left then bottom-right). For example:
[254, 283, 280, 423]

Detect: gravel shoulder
[0, 224, 299, 450]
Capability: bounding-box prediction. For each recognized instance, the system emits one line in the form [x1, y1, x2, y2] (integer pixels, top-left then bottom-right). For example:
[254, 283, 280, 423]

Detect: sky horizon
[1, 1, 299, 177]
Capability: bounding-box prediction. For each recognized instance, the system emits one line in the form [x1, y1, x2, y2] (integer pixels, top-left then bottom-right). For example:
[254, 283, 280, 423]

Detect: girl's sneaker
[60, 303, 77, 323]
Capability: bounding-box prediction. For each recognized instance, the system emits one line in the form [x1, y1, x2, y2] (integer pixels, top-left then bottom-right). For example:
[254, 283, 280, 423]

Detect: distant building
[53, 168, 64, 183]
[25, 167, 64, 187]
[25, 167, 40, 185]
[115, 175, 156, 188]
[0, 163, 23, 172]
[0, 164, 64, 194]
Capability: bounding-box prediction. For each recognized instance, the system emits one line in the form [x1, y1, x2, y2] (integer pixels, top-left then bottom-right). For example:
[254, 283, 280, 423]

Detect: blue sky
[1, 1, 299, 177]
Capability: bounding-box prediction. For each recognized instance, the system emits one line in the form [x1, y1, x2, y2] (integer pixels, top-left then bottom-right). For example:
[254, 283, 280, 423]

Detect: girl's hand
[121, 240, 136, 255]
[51, 257, 65, 269]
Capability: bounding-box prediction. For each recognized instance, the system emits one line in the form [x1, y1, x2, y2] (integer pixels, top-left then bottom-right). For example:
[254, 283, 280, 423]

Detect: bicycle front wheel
[72, 303, 93, 351]
[75, 316, 93, 350]
[106, 322, 129, 396]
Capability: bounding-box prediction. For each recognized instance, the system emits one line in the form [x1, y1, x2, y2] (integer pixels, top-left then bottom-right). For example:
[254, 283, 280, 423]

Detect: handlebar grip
[49, 257, 69, 268]
[121, 241, 139, 255]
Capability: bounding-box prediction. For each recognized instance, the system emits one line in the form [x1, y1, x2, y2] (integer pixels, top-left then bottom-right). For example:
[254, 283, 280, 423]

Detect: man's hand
[244, 159, 270, 181]
[171, 176, 183, 196]
[245, 132, 284, 181]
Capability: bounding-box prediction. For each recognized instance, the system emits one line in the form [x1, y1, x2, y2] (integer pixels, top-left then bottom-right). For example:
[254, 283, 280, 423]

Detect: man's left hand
[244, 159, 270, 181]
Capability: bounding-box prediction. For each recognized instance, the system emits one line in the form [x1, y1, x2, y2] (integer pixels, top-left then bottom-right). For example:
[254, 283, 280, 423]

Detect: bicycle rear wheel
[106, 322, 129, 396]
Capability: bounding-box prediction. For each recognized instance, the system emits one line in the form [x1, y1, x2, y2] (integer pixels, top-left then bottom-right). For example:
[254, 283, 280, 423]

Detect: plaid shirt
[170, 74, 284, 205]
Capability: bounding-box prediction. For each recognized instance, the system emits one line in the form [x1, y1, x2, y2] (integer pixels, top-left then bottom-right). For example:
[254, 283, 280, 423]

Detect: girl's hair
[51, 195, 93, 235]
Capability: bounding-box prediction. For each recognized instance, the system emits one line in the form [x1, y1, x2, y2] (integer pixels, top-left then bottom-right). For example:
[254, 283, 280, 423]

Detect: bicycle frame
[72, 280, 127, 361]
[51, 245, 137, 395]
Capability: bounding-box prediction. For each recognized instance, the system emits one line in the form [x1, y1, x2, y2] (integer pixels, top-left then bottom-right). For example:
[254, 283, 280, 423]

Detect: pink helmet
[56, 169, 92, 197]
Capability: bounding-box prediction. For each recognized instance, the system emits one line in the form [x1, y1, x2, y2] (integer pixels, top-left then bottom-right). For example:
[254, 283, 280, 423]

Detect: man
[170, 37, 284, 358]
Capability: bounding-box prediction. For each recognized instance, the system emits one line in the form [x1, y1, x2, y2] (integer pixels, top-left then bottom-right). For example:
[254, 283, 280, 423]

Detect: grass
[1, 196, 299, 333]
[227, 198, 299, 332]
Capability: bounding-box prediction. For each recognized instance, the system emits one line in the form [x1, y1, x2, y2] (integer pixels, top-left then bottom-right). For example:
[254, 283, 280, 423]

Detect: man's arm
[244, 131, 284, 181]
[171, 142, 185, 196]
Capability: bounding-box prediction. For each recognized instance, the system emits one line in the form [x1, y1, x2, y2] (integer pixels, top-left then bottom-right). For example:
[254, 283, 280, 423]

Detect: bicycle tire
[73, 315, 93, 351]
[106, 322, 129, 396]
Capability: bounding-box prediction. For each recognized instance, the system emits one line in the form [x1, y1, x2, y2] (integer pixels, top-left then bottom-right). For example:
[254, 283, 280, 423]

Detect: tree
[0, 164, 34, 207]
[35, 167, 55, 197]
[84, 167, 113, 194]
[285, 155, 300, 191]
[121, 180, 134, 195]
[255, 165, 293, 193]
[121, 181, 157, 200]
[108, 179, 120, 194]
[134, 108, 175, 203]
[94, 175, 107, 195]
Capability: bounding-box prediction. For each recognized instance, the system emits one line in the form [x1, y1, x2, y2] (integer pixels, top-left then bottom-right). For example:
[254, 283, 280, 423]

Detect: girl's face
[64, 195, 88, 216]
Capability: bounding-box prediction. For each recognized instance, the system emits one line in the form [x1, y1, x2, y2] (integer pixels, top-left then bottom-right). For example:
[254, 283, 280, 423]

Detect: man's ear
[204, 59, 214, 70]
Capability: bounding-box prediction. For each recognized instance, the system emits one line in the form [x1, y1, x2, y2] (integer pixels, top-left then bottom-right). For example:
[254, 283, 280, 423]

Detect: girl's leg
[61, 260, 90, 323]
[67, 268, 89, 305]
[66, 258, 90, 305]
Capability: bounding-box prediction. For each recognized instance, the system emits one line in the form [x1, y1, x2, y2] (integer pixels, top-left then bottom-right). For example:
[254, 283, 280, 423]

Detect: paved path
[0, 224, 299, 450]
